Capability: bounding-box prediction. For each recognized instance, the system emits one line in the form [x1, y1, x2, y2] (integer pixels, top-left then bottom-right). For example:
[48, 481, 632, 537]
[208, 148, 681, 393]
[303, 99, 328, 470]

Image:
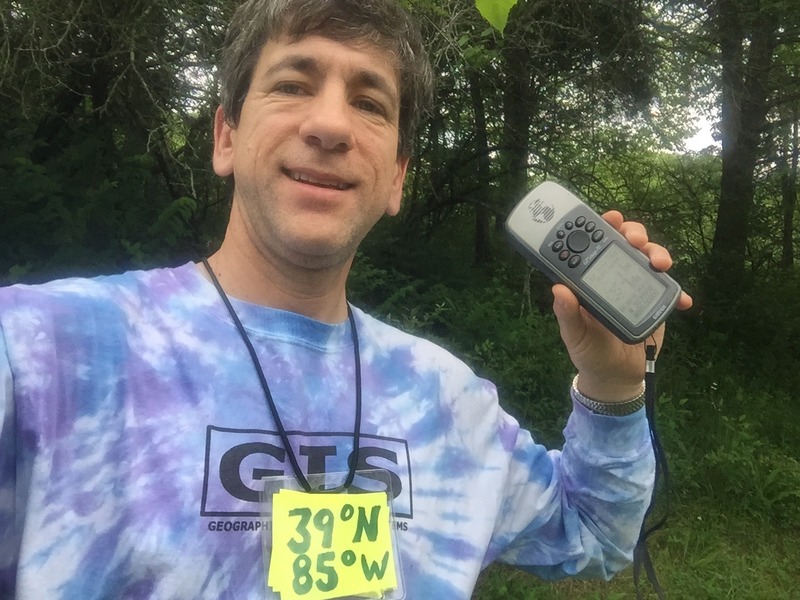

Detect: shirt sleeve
[0, 324, 20, 591]
[0, 324, 14, 490]
[489, 397, 655, 580]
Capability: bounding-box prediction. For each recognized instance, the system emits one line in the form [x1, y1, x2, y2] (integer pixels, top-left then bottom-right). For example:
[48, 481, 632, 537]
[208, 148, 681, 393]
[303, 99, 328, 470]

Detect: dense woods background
[2, 0, 799, 597]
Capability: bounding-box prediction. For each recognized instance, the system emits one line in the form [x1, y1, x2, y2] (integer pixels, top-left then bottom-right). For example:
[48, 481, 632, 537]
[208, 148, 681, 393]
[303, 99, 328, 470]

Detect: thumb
[551, 284, 586, 347]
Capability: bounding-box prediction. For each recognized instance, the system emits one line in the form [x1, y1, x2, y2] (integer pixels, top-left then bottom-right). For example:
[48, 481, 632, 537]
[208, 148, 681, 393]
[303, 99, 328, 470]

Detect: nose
[299, 85, 355, 153]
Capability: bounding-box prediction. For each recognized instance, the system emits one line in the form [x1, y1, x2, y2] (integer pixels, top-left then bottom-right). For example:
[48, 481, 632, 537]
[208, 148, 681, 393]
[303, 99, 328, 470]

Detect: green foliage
[475, 0, 518, 33]
[0, 0, 225, 281]
[702, 413, 800, 522]
[0, 119, 201, 281]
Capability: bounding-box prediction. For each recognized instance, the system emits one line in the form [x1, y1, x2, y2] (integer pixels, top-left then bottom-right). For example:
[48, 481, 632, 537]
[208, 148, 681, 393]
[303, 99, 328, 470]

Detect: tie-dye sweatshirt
[0, 263, 654, 599]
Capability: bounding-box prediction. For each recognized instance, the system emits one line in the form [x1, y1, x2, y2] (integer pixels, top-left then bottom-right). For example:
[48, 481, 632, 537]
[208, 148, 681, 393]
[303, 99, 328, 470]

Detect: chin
[283, 241, 356, 270]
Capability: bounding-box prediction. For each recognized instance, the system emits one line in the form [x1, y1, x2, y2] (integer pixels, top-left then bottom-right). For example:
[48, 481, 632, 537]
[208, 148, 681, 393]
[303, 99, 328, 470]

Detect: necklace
[201, 258, 362, 493]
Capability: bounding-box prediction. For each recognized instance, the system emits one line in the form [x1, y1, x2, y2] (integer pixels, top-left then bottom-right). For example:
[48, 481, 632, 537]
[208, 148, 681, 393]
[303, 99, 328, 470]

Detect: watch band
[572, 375, 646, 416]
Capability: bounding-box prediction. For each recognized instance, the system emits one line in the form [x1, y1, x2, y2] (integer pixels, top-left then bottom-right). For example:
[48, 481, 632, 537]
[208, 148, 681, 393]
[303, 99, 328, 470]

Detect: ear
[213, 106, 235, 177]
[385, 155, 410, 216]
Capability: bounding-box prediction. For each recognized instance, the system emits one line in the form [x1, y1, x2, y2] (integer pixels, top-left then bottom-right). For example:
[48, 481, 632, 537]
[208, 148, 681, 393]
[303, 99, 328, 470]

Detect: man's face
[213, 34, 409, 271]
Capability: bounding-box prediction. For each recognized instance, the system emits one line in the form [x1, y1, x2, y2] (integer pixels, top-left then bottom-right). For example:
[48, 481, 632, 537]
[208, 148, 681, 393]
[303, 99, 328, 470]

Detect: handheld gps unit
[505, 181, 682, 344]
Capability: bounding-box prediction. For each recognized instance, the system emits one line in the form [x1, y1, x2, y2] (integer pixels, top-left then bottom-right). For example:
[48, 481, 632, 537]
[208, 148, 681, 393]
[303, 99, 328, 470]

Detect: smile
[284, 169, 354, 191]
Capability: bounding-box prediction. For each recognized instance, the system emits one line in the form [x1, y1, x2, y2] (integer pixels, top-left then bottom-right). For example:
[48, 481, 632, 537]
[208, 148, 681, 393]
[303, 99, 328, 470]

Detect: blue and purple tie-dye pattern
[0, 263, 654, 599]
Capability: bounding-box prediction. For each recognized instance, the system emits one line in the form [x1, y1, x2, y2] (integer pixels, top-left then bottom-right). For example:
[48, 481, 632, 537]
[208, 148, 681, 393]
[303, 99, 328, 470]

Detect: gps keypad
[550, 214, 605, 269]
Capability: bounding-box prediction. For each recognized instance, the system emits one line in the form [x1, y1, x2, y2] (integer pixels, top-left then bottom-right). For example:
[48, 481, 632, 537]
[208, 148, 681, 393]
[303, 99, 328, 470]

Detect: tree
[0, 0, 231, 280]
[707, 0, 778, 296]
[399, 0, 659, 268]
[682, 0, 800, 312]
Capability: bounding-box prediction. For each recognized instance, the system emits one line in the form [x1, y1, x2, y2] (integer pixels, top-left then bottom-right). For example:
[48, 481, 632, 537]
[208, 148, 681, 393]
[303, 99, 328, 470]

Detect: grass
[472, 502, 800, 599]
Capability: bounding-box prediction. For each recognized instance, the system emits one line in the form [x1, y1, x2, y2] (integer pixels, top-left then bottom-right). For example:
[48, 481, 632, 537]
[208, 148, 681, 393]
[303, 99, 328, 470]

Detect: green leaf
[475, 0, 518, 33]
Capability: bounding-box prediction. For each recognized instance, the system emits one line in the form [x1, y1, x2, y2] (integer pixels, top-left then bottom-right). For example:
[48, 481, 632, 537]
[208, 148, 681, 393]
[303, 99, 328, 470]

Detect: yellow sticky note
[268, 490, 397, 600]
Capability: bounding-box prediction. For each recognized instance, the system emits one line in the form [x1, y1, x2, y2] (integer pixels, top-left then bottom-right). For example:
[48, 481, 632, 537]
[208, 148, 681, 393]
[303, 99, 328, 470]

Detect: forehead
[256, 35, 400, 90]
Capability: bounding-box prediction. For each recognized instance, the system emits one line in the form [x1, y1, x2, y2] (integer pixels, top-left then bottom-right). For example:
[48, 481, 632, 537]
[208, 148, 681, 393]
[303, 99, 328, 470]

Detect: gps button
[567, 230, 591, 253]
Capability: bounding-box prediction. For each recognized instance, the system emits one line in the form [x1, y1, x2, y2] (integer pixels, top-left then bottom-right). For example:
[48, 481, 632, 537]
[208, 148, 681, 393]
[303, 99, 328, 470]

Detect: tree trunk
[468, 70, 493, 265]
[780, 170, 797, 270]
[499, 39, 532, 223]
[704, 0, 777, 310]
[779, 112, 798, 270]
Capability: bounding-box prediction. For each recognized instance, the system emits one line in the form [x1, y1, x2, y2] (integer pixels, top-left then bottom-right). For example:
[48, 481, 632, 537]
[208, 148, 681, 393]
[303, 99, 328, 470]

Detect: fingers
[551, 283, 581, 320]
[602, 211, 648, 248]
[641, 242, 673, 271]
[551, 284, 588, 350]
[604, 212, 671, 270]
[678, 291, 693, 310]
[600, 210, 624, 230]
[601, 210, 694, 311]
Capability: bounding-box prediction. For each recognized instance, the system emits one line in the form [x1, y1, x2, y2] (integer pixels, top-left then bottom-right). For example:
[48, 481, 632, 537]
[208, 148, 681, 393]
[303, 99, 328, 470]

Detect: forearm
[495, 398, 654, 580]
[557, 399, 655, 577]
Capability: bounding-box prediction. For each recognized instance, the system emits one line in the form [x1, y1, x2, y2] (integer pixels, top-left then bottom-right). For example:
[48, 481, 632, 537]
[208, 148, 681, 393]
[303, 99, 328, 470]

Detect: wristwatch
[571, 375, 645, 416]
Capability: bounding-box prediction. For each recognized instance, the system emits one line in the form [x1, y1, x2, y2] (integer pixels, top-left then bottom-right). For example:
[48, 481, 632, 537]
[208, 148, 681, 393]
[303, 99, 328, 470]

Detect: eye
[354, 98, 385, 116]
[274, 82, 307, 96]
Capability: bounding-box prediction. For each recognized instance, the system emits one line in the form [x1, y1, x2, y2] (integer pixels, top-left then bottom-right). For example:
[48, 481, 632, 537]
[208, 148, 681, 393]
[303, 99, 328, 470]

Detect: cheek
[242, 134, 266, 165]
[238, 115, 278, 159]
[372, 146, 401, 181]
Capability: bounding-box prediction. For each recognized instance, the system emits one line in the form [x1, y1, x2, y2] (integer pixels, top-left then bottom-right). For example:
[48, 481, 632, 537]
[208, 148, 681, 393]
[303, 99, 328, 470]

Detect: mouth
[283, 168, 355, 191]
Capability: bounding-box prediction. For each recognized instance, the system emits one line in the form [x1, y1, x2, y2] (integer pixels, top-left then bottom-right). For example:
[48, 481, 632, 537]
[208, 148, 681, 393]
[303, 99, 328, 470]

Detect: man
[0, 0, 692, 598]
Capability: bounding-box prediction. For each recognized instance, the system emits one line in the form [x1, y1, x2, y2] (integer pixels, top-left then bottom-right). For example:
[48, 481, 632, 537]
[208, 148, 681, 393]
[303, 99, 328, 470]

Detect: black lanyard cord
[634, 341, 668, 600]
[201, 258, 362, 493]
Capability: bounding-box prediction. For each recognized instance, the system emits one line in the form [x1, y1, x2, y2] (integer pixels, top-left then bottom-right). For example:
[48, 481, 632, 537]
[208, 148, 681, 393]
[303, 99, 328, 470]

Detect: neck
[200, 239, 352, 324]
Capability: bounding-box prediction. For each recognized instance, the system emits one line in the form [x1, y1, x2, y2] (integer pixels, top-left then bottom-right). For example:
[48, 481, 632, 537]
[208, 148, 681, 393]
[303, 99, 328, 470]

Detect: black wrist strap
[633, 342, 669, 600]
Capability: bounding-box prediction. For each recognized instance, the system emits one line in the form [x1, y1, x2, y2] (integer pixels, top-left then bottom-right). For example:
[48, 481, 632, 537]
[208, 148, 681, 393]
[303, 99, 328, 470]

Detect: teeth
[290, 171, 349, 190]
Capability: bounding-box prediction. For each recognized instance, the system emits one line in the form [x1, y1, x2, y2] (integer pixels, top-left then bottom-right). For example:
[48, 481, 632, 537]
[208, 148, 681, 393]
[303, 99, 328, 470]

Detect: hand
[551, 211, 693, 402]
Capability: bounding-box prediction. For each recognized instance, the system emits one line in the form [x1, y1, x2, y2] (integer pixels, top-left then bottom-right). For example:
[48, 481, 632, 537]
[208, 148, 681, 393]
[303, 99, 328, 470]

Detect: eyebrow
[352, 69, 398, 112]
[263, 54, 320, 80]
[262, 53, 400, 114]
